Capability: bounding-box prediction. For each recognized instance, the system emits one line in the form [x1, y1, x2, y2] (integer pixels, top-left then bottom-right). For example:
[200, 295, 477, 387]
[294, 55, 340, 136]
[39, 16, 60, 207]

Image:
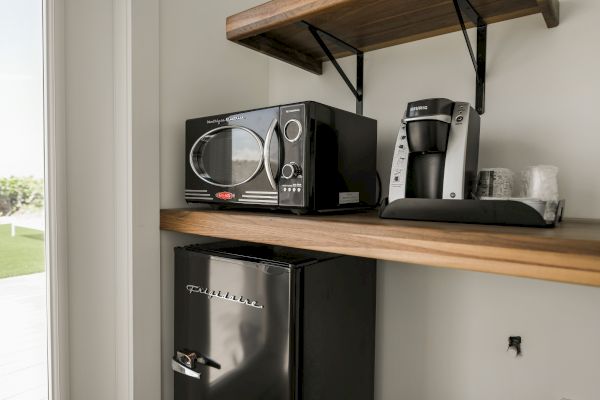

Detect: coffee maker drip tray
[379, 198, 565, 228]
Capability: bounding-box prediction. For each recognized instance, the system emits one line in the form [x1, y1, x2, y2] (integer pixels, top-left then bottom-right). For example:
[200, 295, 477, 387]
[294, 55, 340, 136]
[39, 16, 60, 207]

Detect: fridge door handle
[263, 118, 279, 191]
[172, 350, 221, 379]
[172, 357, 202, 380]
[197, 353, 221, 370]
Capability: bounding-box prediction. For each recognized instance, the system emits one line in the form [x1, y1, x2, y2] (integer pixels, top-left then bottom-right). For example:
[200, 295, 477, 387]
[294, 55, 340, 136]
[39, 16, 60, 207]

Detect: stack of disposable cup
[521, 165, 559, 221]
[476, 168, 514, 198]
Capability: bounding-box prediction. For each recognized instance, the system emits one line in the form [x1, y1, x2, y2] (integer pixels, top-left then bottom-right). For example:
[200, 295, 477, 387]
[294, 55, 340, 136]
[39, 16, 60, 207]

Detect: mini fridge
[173, 241, 376, 400]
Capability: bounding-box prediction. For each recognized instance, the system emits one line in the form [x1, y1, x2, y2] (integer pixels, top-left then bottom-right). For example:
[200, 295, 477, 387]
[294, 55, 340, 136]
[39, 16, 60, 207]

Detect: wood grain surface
[226, 0, 559, 74]
[161, 209, 600, 287]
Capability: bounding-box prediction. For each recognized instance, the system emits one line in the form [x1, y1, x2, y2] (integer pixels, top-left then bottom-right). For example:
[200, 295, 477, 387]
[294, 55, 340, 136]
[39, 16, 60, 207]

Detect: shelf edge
[160, 209, 600, 288]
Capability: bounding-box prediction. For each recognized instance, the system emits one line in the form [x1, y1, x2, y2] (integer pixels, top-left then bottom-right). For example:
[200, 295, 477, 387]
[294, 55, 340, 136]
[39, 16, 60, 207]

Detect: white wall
[269, 1, 600, 220]
[376, 263, 600, 400]
[267, 1, 600, 399]
[158, 1, 269, 399]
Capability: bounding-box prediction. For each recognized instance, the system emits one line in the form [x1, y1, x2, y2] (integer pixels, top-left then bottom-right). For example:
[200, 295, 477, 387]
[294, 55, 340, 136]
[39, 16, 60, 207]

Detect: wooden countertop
[161, 208, 600, 287]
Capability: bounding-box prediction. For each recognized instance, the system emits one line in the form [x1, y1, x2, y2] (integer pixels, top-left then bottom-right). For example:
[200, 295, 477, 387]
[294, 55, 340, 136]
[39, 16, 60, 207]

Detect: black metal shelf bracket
[453, 0, 487, 114]
[303, 21, 364, 115]
[302, 2, 484, 116]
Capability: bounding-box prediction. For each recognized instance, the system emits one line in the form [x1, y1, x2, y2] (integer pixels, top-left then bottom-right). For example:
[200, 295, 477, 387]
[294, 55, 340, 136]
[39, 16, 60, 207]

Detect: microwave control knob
[282, 163, 301, 179]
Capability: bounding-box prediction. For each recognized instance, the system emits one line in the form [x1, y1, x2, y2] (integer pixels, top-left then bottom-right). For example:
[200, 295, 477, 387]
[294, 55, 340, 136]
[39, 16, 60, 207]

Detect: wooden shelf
[161, 209, 600, 287]
[226, 0, 559, 74]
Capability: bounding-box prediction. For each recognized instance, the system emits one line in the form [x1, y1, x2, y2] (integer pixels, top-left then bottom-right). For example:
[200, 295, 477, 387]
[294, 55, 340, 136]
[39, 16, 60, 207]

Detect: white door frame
[113, 1, 161, 399]
[43, 0, 161, 399]
[44, 0, 69, 399]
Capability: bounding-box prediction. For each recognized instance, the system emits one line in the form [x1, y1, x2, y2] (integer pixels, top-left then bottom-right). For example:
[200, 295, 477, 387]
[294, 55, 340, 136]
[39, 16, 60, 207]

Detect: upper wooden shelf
[226, 0, 559, 74]
[161, 209, 600, 287]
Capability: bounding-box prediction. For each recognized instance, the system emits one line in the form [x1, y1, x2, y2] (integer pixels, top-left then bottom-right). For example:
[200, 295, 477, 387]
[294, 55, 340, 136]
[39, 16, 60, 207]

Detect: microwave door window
[192, 127, 264, 187]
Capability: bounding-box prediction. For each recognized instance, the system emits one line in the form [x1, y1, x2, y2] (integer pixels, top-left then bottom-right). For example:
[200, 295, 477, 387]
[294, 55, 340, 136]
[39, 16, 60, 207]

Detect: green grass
[0, 224, 45, 279]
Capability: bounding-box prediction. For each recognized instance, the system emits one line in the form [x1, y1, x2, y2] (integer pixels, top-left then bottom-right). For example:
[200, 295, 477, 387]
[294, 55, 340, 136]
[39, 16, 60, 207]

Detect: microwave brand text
[206, 115, 246, 124]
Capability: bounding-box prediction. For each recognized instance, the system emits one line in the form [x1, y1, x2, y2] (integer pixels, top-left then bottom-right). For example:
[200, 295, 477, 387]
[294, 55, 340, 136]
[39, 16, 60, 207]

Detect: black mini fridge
[173, 241, 376, 400]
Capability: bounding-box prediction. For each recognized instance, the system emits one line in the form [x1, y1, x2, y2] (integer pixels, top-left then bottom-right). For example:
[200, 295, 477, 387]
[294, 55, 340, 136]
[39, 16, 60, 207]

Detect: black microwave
[185, 101, 377, 214]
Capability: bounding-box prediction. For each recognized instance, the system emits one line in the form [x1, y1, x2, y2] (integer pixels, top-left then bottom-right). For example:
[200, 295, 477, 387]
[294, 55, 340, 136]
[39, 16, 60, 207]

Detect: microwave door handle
[263, 118, 278, 191]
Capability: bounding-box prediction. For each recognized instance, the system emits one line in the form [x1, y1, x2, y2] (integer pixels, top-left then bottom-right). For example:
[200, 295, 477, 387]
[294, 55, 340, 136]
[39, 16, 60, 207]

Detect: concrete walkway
[0, 273, 48, 400]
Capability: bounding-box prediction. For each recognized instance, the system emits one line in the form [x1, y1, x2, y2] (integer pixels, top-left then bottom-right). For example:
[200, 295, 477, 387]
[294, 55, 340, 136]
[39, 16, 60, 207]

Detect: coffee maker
[380, 98, 563, 226]
[388, 98, 480, 202]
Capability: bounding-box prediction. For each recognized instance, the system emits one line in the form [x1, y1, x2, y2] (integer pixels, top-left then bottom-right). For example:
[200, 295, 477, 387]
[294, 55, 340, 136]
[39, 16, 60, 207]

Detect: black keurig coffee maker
[388, 98, 480, 201]
[380, 98, 563, 227]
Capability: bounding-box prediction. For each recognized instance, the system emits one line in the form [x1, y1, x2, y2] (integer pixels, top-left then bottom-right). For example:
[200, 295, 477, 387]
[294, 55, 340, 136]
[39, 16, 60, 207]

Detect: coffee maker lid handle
[402, 115, 452, 124]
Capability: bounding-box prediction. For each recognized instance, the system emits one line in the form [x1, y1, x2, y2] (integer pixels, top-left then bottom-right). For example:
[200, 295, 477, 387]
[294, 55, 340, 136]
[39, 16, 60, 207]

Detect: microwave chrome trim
[189, 125, 264, 188]
[245, 191, 277, 195]
[263, 118, 279, 191]
[237, 198, 278, 204]
[283, 119, 302, 142]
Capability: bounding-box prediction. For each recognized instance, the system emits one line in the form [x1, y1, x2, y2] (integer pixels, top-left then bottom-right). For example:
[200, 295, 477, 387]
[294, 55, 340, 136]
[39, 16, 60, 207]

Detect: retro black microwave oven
[185, 101, 377, 214]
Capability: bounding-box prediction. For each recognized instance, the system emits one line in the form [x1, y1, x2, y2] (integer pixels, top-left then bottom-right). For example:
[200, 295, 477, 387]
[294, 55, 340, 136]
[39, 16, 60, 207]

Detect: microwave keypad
[279, 104, 306, 208]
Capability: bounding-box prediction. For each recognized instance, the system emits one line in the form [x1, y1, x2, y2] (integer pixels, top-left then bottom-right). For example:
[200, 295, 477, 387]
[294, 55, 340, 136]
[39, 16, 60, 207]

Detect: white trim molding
[114, 0, 161, 399]
[44, 0, 69, 399]
[112, 0, 134, 398]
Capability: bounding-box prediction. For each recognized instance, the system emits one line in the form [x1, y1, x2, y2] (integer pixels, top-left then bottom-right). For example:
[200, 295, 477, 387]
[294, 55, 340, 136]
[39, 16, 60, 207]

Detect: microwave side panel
[333, 108, 378, 208]
[310, 103, 378, 210]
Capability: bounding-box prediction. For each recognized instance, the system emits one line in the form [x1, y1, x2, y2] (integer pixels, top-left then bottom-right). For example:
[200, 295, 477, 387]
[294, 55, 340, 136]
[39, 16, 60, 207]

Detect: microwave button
[283, 119, 302, 142]
[281, 163, 302, 179]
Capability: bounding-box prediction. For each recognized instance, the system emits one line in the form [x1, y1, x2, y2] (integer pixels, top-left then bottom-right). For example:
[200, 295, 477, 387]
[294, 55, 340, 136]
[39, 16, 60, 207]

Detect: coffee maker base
[379, 198, 564, 228]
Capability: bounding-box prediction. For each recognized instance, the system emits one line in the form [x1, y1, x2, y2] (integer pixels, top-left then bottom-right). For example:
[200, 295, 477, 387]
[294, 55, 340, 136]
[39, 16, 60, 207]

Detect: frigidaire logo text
[410, 105, 428, 112]
[186, 284, 264, 309]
